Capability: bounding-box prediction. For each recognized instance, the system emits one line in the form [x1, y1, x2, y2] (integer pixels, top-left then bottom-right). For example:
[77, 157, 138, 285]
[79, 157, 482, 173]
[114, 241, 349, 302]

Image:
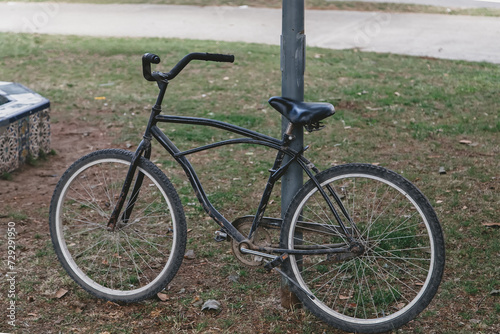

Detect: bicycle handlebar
[142, 52, 235, 82]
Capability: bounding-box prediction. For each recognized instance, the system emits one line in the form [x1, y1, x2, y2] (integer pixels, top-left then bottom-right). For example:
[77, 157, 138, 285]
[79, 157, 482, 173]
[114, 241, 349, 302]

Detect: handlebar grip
[142, 53, 161, 81]
[201, 53, 235, 63]
[163, 52, 235, 80]
[143, 53, 160, 64]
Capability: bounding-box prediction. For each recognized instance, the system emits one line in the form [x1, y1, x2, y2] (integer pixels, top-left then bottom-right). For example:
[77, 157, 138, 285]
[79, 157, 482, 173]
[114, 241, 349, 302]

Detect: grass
[0, 32, 499, 333]
[1, 172, 12, 180]
[2, 0, 500, 17]
[3, 206, 29, 220]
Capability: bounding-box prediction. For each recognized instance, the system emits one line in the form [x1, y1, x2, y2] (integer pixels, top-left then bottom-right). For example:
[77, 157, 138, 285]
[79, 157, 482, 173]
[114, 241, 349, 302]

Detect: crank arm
[239, 247, 276, 260]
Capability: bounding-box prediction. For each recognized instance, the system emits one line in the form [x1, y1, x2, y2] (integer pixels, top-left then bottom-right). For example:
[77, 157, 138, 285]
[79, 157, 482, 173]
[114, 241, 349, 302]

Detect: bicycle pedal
[264, 253, 288, 272]
[214, 229, 228, 242]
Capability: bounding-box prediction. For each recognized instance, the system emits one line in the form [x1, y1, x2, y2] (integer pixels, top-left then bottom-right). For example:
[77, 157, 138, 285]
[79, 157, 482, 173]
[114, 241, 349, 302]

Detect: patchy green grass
[2, 206, 29, 220]
[0, 32, 498, 333]
[0, 172, 12, 180]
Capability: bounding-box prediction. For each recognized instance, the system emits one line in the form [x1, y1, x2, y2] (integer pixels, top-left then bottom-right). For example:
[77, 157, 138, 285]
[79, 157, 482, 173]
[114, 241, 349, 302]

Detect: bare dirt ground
[1, 121, 116, 212]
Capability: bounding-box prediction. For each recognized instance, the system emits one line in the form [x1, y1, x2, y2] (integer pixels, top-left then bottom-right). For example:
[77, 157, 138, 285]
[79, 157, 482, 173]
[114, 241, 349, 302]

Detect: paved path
[330, 0, 500, 9]
[1, 2, 500, 64]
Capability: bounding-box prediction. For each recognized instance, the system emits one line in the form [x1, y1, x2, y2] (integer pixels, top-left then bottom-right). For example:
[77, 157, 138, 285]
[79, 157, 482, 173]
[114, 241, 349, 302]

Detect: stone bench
[0, 82, 51, 174]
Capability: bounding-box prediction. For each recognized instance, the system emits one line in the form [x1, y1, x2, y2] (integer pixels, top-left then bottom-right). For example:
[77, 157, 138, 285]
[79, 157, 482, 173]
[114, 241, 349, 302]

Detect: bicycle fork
[107, 82, 167, 231]
[106, 138, 152, 231]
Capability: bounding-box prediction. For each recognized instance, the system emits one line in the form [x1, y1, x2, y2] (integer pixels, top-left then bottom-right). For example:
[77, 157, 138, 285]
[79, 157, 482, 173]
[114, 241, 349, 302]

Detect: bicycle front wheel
[49, 149, 186, 302]
[281, 164, 445, 334]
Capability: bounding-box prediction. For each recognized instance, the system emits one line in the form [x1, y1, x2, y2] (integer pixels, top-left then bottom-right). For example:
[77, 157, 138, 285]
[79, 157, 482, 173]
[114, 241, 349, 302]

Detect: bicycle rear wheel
[281, 164, 445, 333]
[49, 149, 186, 302]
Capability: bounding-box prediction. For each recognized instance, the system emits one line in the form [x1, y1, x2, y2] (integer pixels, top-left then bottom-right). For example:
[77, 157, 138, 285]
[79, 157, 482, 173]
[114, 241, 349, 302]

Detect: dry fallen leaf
[55, 288, 68, 299]
[192, 296, 204, 307]
[157, 292, 169, 301]
[459, 139, 472, 145]
[150, 309, 162, 318]
[201, 299, 221, 311]
[184, 249, 196, 259]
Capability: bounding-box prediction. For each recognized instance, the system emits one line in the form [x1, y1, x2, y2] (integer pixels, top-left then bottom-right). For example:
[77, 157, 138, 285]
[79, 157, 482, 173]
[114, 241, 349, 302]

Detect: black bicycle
[49, 52, 445, 334]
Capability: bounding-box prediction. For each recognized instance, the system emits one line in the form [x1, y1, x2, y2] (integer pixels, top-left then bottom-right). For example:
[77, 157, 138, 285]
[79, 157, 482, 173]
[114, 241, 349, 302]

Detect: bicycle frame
[108, 80, 359, 257]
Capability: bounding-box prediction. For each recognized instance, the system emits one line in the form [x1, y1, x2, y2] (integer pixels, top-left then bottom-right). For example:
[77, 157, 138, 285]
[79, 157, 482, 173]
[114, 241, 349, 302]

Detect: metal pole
[280, 0, 305, 309]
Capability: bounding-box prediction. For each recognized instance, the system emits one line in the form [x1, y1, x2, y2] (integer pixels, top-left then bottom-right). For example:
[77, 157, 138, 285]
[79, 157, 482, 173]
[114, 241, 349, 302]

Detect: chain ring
[231, 217, 272, 267]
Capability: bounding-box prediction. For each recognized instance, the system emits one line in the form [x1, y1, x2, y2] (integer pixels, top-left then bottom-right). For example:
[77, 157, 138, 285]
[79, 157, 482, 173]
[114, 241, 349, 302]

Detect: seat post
[284, 122, 295, 138]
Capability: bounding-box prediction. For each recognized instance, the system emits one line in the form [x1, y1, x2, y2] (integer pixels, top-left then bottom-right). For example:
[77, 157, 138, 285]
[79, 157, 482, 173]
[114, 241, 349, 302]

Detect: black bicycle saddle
[268, 96, 335, 130]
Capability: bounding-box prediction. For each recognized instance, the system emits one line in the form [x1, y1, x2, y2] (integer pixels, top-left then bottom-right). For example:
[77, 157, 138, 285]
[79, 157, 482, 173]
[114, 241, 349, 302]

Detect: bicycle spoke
[66, 191, 109, 219]
[127, 227, 168, 256]
[121, 233, 157, 284]
[119, 240, 144, 286]
[310, 195, 349, 244]
[73, 236, 109, 260]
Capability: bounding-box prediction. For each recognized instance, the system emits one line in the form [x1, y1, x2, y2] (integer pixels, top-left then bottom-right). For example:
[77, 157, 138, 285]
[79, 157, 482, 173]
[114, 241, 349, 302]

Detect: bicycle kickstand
[264, 254, 316, 300]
